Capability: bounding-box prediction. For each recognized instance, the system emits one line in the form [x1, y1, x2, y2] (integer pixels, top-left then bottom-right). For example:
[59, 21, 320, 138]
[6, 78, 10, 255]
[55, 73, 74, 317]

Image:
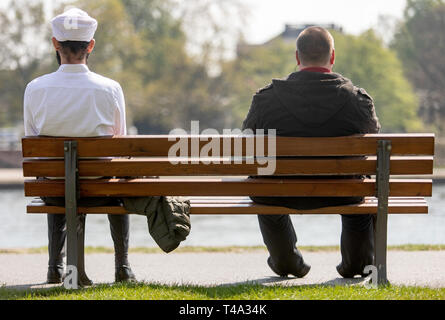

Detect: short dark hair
[56, 41, 91, 65]
[296, 26, 334, 65]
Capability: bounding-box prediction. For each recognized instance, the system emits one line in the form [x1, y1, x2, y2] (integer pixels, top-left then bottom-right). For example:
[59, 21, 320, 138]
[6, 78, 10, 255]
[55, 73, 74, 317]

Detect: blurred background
[1, 0, 444, 249]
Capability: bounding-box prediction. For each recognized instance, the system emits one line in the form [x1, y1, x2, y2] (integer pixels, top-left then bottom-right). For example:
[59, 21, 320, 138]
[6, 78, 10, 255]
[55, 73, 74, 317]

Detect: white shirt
[24, 64, 126, 137]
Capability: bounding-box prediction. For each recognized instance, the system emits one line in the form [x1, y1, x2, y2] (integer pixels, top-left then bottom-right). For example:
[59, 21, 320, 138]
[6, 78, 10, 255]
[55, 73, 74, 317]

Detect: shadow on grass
[220, 276, 367, 287]
[0, 275, 370, 300]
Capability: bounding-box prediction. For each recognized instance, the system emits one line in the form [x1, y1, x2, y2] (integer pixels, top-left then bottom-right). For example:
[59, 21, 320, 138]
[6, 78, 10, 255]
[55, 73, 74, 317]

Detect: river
[1, 185, 444, 249]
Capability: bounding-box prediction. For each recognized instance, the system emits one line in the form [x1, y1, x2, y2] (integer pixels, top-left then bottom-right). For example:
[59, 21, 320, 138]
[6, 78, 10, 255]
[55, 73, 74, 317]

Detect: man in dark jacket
[242, 26, 381, 279]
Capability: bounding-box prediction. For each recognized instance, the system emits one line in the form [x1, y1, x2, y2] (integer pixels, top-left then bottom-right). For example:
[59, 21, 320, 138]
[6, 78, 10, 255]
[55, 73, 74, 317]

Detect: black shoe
[78, 272, 93, 286]
[47, 266, 65, 284]
[267, 257, 311, 278]
[115, 265, 136, 283]
[60, 269, 92, 287]
[336, 263, 368, 279]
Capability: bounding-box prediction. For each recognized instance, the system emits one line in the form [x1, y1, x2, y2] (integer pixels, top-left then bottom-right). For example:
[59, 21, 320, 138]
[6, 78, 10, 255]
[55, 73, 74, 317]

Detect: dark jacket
[242, 71, 381, 210]
[123, 196, 191, 253]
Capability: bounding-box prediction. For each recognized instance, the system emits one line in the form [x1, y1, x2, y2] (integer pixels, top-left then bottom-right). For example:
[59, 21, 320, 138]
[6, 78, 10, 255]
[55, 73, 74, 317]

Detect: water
[1, 185, 444, 249]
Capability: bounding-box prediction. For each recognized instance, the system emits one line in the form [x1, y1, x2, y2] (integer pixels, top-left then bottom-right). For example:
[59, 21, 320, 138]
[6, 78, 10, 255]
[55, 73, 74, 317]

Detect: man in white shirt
[24, 8, 135, 285]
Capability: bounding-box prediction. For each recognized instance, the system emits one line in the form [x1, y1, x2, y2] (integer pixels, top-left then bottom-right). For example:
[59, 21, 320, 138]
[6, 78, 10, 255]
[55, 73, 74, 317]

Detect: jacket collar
[286, 71, 343, 82]
[57, 64, 90, 73]
[300, 67, 331, 73]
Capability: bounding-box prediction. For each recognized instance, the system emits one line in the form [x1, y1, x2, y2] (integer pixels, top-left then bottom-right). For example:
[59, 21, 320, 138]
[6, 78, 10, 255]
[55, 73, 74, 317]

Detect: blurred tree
[392, 0, 445, 133]
[0, 0, 49, 127]
[121, 0, 185, 82]
[221, 39, 296, 124]
[222, 30, 423, 133]
[334, 30, 422, 133]
[173, 0, 247, 68]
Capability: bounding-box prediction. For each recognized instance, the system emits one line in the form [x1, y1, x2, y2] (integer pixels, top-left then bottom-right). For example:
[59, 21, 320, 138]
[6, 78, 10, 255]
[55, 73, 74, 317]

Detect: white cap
[51, 8, 97, 42]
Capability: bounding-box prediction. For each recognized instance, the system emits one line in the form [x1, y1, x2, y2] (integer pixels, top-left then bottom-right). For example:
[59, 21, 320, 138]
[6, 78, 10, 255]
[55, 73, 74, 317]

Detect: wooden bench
[22, 134, 435, 285]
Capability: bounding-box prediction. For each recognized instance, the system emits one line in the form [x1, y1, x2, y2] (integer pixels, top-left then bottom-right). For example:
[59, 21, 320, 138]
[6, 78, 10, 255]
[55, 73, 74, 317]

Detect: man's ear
[296, 50, 301, 66]
[330, 49, 335, 65]
[52, 37, 61, 51]
[87, 39, 95, 53]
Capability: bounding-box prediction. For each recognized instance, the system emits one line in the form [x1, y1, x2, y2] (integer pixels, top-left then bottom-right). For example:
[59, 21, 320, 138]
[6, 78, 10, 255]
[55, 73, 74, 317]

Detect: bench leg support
[375, 140, 391, 286]
[64, 141, 79, 289]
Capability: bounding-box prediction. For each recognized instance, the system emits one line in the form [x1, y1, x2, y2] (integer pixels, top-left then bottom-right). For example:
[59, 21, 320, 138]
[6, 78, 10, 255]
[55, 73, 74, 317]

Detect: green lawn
[1, 282, 445, 300]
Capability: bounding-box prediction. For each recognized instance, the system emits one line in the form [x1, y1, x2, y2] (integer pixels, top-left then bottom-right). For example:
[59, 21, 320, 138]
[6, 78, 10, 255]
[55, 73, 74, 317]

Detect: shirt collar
[300, 67, 331, 73]
[57, 64, 90, 73]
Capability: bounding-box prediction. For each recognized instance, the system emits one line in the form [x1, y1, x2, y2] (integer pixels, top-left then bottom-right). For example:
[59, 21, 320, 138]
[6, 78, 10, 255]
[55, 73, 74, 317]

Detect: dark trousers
[43, 197, 130, 270]
[253, 196, 375, 272]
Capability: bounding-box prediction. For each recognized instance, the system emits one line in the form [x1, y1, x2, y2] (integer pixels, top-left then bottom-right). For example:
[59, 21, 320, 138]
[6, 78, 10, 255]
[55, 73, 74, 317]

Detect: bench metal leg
[64, 141, 79, 289]
[375, 140, 391, 286]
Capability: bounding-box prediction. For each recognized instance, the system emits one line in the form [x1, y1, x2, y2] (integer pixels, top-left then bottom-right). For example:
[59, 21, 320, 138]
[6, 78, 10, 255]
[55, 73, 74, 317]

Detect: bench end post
[64, 141, 79, 289]
[375, 140, 391, 286]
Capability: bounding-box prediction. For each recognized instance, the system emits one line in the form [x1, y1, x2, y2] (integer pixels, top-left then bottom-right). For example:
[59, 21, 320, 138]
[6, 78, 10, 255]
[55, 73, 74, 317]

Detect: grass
[1, 244, 445, 254]
[1, 282, 445, 300]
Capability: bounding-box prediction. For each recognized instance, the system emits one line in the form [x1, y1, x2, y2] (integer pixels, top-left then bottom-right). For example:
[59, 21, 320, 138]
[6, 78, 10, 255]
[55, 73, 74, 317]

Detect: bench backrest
[22, 134, 434, 198]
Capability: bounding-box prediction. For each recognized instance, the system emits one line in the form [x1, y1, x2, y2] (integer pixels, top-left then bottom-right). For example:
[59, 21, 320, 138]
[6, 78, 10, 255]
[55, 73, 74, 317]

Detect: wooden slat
[24, 178, 433, 197]
[22, 156, 434, 177]
[190, 202, 429, 215]
[189, 198, 427, 204]
[186, 196, 427, 200]
[26, 197, 428, 215]
[22, 134, 435, 157]
[29, 196, 427, 204]
[27, 204, 127, 214]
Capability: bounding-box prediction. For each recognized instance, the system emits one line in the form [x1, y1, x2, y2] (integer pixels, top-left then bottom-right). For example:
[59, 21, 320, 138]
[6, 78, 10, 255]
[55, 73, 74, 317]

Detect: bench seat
[27, 196, 428, 215]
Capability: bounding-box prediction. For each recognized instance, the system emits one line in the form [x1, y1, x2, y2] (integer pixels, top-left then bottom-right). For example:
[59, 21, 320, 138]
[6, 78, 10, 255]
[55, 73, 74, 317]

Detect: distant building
[278, 23, 343, 43]
[237, 23, 343, 55]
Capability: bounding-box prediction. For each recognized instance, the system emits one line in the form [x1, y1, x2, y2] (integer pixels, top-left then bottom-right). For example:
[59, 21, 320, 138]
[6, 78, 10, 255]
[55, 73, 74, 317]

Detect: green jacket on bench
[123, 196, 191, 253]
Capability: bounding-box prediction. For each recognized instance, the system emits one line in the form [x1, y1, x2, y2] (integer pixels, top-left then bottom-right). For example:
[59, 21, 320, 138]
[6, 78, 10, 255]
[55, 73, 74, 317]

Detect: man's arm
[113, 84, 127, 136]
[355, 88, 381, 134]
[23, 86, 37, 136]
[242, 95, 261, 131]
